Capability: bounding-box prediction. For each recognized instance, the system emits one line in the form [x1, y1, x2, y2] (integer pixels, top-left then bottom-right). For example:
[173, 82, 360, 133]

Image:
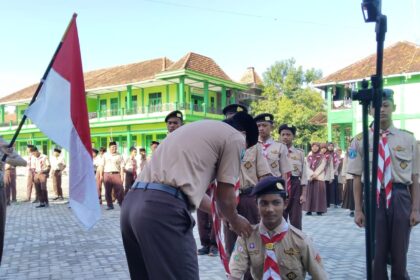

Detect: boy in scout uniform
[348, 89, 420, 279]
[279, 124, 308, 230]
[228, 176, 328, 280]
[165, 110, 183, 133]
[254, 114, 292, 180]
[4, 163, 17, 205]
[123, 147, 137, 194]
[32, 146, 51, 208]
[121, 112, 258, 280]
[25, 144, 38, 203]
[222, 103, 248, 119]
[50, 148, 66, 200]
[101, 141, 125, 210]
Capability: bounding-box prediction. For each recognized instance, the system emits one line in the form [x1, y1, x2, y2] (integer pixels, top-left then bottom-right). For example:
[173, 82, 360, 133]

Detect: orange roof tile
[315, 41, 420, 85]
[239, 67, 263, 85]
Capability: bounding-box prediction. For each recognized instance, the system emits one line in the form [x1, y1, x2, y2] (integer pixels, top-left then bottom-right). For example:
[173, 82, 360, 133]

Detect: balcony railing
[332, 98, 352, 110]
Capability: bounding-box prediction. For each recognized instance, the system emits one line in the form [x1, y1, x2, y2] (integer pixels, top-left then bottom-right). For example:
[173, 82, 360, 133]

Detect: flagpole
[1, 13, 78, 162]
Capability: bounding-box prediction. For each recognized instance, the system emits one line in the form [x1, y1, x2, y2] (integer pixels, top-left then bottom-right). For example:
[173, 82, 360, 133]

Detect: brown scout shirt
[260, 138, 292, 177]
[138, 120, 246, 209]
[229, 220, 328, 280]
[288, 146, 308, 186]
[347, 125, 420, 184]
[240, 144, 271, 190]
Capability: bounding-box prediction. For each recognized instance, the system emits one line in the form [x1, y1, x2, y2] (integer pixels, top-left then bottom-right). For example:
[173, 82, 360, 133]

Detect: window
[149, 92, 162, 113]
[99, 100, 107, 116]
[210, 97, 215, 113]
[191, 95, 204, 112]
[110, 98, 119, 116]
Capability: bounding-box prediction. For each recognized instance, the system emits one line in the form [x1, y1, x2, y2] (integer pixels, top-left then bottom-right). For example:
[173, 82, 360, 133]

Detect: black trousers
[121, 188, 198, 280]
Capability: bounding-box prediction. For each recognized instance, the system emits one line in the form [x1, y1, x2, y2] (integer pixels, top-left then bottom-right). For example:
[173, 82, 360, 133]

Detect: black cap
[223, 111, 258, 148]
[278, 123, 296, 135]
[109, 141, 117, 147]
[254, 113, 274, 124]
[151, 141, 160, 146]
[251, 176, 287, 199]
[165, 110, 183, 123]
[54, 147, 62, 153]
[222, 104, 248, 116]
[382, 89, 394, 102]
[92, 148, 99, 154]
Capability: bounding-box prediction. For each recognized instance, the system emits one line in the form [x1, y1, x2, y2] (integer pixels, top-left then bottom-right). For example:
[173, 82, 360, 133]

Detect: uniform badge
[234, 254, 240, 262]
[400, 161, 408, 169]
[315, 254, 322, 263]
[271, 162, 278, 168]
[244, 162, 252, 169]
[393, 145, 405, 152]
[265, 243, 274, 250]
[264, 116, 270, 121]
[348, 148, 357, 159]
[237, 107, 243, 112]
[286, 272, 297, 279]
[271, 150, 279, 154]
[238, 245, 243, 252]
[284, 248, 300, 256]
[276, 182, 284, 190]
[293, 165, 299, 172]
[249, 243, 255, 249]
[176, 113, 182, 118]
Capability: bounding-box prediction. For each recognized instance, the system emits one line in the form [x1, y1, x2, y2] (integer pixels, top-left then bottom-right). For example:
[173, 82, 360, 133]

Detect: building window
[99, 100, 107, 116]
[110, 98, 119, 116]
[149, 92, 162, 113]
[191, 95, 204, 112]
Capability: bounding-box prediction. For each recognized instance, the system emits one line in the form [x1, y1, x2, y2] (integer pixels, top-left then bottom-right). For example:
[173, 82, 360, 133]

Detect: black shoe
[58, 197, 64, 200]
[316, 212, 323, 216]
[11, 199, 17, 203]
[208, 246, 219, 257]
[52, 197, 60, 201]
[36, 203, 46, 208]
[32, 200, 39, 204]
[350, 211, 354, 217]
[197, 246, 210, 255]
[305, 212, 312, 216]
[105, 206, 114, 210]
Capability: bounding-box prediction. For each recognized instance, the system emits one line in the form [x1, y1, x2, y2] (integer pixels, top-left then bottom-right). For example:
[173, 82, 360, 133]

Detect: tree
[252, 58, 327, 149]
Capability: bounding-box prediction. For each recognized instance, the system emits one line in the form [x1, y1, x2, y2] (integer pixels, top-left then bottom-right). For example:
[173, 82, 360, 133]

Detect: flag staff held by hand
[1, 13, 78, 163]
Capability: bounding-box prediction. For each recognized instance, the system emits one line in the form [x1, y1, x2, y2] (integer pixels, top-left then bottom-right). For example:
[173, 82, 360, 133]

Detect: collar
[259, 218, 289, 235]
[259, 137, 275, 145]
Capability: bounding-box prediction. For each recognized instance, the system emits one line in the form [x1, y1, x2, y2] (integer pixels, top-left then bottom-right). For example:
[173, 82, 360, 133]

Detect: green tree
[252, 58, 326, 149]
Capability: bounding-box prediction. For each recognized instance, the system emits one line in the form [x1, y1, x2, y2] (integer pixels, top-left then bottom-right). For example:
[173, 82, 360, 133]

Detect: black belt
[239, 187, 254, 195]
[132, 181, 188, 203]
[105, 172, 120, 174]
[291, 176, 300, 179]
[380, 183, 408, 190]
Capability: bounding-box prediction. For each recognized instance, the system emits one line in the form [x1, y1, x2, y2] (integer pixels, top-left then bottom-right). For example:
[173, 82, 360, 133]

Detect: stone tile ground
[0, 174, 419, 279]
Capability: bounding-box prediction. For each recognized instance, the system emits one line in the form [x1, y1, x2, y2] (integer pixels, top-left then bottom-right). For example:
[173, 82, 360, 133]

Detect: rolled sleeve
[347, 138, 363, 176]
[302, 237, 329, 280]
[216, 133, 245, 185]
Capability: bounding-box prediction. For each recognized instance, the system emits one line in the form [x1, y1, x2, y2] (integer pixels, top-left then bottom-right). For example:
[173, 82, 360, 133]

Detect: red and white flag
[25, 15, 101, 229]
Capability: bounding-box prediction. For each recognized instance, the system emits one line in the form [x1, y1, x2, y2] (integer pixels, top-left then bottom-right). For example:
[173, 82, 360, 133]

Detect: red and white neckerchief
[286, 147, 292, 195]
[260, 221, 289, 280]
[260, 138, 274, 158]
[210, 180, 241, 275]
[375, 128, 392, 208]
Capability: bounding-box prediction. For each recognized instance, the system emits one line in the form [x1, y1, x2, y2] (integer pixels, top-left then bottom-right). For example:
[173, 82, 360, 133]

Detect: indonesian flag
[25, 15, 101, 229]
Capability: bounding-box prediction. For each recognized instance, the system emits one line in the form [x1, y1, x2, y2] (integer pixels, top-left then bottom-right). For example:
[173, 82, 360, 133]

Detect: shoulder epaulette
[400, 128, 414, 135]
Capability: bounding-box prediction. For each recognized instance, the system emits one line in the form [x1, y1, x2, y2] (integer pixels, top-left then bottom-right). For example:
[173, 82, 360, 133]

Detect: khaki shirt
[306, 154, 327, 181]
[50, 156, 66, 171]
[93, 155, 104, 173]
[229, 220, 328, 280]
[139, 120, 245, 209]
[34, 154, 51, 173]
[27, 155, 36, 171]
[347, 125, 420, 184]
[124, 156, 137, 173]
[240, 144, 271, 189]
[103, 152, 124, 173]
[288, 146, 308, 186]
[260, 138, 292, 177]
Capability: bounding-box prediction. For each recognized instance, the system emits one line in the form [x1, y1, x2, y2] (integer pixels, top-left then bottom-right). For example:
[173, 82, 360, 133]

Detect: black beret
[251, 176, 287, 199]
[109, 141, 117, 146]
[92, 148, 99, 154]
[278, 124, 296, 135]
[223, 111, 258, 148]
[254, 113, 274, 124]
[165, 110, 183, 123]
[151, 141, 160, 146]
[222, 104, 248, 116]
[382, 88, 394, 102]
[54, 147, 62, 153]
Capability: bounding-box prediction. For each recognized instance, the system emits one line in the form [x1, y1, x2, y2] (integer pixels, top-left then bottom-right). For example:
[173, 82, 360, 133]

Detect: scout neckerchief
[374, 127, 392, 208]
[286, 147, 292, 195]
[307, 152, 323, 171]
[260, 221, 289, 280]
[259, 138, 274, 158]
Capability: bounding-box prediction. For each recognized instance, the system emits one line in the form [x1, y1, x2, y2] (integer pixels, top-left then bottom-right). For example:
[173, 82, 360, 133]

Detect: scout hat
[254, 113, 274, 124]
[251, 176, 287, 199]
[223, 111, 258, 148]
[165, 110, 183, 123]
[54, 147, 62, 153]
[278, 123, 297, 135]
[222, 104, 248, 116]
[92, 148, 99, 154]
[151, 141, 160, 146]
[382, 88, 394, 102]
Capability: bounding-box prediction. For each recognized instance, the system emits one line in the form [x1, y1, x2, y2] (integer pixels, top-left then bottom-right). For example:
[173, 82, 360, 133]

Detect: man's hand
[354, 210, 365, 228]
[410, 210, 420, 227]
[229, 214, 252, 238]
[299, 195, 306, 205]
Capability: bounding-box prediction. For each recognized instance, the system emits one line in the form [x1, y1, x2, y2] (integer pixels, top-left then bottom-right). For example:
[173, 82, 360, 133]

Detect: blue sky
[1, 0, 419, 96]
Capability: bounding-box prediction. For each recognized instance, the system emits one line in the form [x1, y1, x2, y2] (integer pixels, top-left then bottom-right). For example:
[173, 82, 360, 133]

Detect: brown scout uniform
[50, 155, 66, 198]
[323, 152, 335, 207]
[224, 144, 271, 256]
[284, 146, 308, 230]
[123, 155, 137, 194]
[33, 154, 51, 205]
[26, 154, 38, 201]
[347, 125, 420, 280]
[102, 152, 124, 208]
[4, 163, 17, 205]
[121, 120, 245, 280]
[260, 138, 292, 177]
[303, 154, 328, 213]
[93, 154, 104, 203]
[229, 220, 328, 280]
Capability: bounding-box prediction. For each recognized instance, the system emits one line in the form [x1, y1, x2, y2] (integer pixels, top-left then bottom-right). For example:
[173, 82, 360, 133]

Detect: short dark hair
[139, 148, 146, 152]
[30, 146, 38, 152]
[129, 146, 137, 152]
[99, 147, 107, 153]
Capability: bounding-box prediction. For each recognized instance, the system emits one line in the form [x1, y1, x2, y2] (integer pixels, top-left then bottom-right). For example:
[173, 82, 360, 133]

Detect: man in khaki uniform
[254, 113, 292, 179]
[4, 163, 17, 205]
[93, 148, 105, 204]
[348, 90, 420, 279]
[121, 112, 258, 280]
[50, 148, 66, 200]
[279, 124, 308, 230]
[123, 147, 137, 194]
[229, 176, 328, 280]
[32, 147, 51, 208]
[101, 141, 124, 210]
[25, 145, 38, 203]
[165, 110, 183, 133]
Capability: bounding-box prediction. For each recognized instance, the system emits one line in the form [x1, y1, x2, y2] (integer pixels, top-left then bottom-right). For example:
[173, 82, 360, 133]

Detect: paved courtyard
[0, 174, 419, 279]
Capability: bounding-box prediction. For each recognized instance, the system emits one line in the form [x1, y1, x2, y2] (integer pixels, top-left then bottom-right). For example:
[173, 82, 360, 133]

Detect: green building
[0, 52, 262, 157]
[314, 41, 420, 149]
